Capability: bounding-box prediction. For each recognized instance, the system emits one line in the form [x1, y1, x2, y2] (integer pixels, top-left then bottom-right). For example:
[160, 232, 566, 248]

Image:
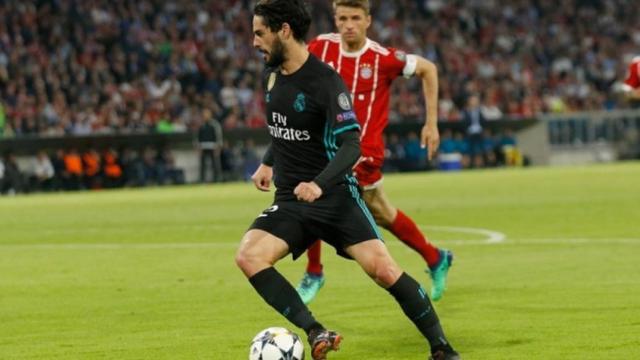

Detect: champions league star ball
[249, 327, 305, 360]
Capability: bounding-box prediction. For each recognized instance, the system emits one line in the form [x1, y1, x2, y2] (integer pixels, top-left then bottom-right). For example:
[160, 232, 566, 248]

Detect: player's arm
[413, 55, 440, 159]
[295, 75, 361, 203]
[252, 143, 273, 192]
[313, 131, 360, 190]
[295, 131, 360, 202]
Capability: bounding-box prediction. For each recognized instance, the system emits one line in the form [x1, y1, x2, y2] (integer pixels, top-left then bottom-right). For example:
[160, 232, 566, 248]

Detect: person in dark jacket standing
[197, 108, 223, 183]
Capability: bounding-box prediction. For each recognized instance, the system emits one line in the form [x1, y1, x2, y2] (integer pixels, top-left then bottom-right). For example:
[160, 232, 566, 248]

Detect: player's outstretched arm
[415, 56, 440, 160]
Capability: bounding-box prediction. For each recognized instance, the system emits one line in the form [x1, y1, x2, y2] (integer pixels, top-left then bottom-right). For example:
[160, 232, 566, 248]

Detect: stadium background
[0, 0, 639, 192]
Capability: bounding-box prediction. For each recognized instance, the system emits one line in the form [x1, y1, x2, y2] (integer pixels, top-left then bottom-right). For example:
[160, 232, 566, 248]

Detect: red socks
[306, 240, 323, 275]
[388, 209, 440, 267]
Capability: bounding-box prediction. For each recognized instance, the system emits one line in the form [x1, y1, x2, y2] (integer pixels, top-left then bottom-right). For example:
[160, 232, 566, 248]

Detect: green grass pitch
[1, 162, 639, 359]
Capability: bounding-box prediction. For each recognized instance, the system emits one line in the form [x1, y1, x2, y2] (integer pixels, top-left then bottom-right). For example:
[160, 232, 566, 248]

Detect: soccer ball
[249, 327, 305, 360]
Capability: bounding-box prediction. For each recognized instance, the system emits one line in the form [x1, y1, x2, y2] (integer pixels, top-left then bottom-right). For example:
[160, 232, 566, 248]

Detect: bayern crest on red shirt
[359, 63, 373, 79]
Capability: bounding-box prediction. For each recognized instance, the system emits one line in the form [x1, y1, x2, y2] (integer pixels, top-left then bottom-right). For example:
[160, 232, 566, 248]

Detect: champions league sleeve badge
[338, 93, 351, 110]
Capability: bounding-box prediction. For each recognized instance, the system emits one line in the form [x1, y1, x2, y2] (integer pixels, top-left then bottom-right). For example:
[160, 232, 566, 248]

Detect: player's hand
[251, 164, 273, 192]
[421, 124, 440, 160]
[294, 182, 323, 203]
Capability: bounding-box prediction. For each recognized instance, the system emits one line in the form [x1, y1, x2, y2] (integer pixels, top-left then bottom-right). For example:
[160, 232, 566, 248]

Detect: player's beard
[265, 37, 286, 68]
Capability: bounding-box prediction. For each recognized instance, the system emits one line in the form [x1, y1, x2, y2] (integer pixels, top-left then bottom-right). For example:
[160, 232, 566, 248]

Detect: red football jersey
[623, 56, 640, 89]
[308, 33, 417, 159]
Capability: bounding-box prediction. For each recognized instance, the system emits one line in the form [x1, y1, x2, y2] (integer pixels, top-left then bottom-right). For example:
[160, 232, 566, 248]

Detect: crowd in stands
[0, 147, 185, 195]
[384, 126, 525, 173]
[0, 0, 639, 138]
[0, 138, 267, 195]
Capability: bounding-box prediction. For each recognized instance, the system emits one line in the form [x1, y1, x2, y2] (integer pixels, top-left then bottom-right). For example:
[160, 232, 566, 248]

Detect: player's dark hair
[254, 0, 311, 42]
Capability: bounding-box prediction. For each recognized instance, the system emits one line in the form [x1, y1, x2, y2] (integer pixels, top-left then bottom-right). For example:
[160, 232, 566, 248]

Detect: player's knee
[234, 247, 249, 271]
[372, 259, 402, 287]
[235, 245, 259, 274]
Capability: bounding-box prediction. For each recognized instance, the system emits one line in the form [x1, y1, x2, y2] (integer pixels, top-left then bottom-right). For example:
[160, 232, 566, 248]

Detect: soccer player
[295, 0, 452, 305]
[622, 55, 640, 103]
[235, 1, 460, 359]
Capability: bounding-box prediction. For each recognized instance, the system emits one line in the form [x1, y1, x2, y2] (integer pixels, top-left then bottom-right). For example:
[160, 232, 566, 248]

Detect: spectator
[439, 129, 457, 154]
[51, 150, 66, 191]
[30, 151, 55, 191]
[462, 95, 487, 168]
[63, 149, 83, 190]
[103, 148, 123, 188]
[499, 128, 524, 166]
[141, 147, 159, 185]
[82, 148, 102, 189]
[437, 129, 463, 171]
[453, 132, 471, 169]
[403, 131, 428, 172]
[197, 108, 223, 183]
[481, 129, 498, 167]
[1, 152, 24, 195]
[121, 148, 146, 187]
[220, 140, 238, 182]
[156, 148, 185, 185]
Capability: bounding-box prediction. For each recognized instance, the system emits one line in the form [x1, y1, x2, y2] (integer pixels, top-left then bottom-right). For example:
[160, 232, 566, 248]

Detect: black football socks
[249, 267, 324, 335]
[387, 272, 452, 350]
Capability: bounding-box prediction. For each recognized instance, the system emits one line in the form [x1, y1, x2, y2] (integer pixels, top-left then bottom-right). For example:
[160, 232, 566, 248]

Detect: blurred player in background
[296, 0, 453, 304]
[622, 55, 640, 105]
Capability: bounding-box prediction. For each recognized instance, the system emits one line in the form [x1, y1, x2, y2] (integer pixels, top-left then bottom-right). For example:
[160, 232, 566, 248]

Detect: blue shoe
[295, 272, 325, 305]
[427, 250, 453, 302]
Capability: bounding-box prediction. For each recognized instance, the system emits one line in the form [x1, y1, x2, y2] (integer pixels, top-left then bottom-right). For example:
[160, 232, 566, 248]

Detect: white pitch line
[419, 225, 507, 244]
[503, 238, 640, 245]
[0, 242, 235, 250]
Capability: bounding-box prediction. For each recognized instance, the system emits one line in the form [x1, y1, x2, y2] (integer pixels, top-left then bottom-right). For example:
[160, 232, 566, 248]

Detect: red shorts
[353, 154, 384, 189]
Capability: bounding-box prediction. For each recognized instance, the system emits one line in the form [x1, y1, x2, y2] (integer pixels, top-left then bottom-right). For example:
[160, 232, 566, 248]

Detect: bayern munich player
[622, 55, 640, 103]
[295, 0, 453, 304]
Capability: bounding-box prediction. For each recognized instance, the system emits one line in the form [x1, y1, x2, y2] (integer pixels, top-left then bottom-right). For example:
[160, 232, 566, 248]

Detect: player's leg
[344, 239, 459, 359]
[236, 230, 324, 334]
[236, 233, 324, 346]
[362, 185, 440, 265]
[295, 240, 326, 305]
[363, 184, 453, 301]
[239, 205, 339, 360]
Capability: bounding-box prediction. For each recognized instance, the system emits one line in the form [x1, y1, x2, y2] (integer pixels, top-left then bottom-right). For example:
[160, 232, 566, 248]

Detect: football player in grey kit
[234, 1, 460, 359]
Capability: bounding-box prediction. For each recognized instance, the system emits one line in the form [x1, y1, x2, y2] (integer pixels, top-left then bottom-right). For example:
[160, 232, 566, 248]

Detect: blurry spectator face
[334, 4, 371, 49]
[252, 16, 286, 67]
[468, 95, 480, 108]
